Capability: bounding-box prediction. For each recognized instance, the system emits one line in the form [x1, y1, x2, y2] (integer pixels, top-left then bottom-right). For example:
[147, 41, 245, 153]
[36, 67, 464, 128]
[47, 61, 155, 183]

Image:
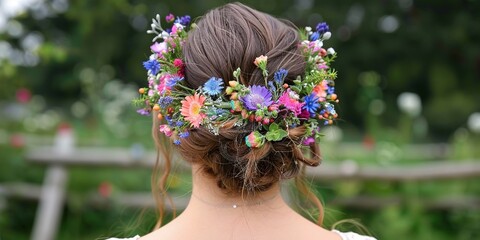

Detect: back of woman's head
[176, 2, 320, 195]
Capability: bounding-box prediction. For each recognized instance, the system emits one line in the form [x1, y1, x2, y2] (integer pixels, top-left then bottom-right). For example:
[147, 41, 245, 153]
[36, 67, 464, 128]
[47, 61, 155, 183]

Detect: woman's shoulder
[333, 230, 377, 240]
[105, 231, 376, 240]
[106, 235, 140, 240]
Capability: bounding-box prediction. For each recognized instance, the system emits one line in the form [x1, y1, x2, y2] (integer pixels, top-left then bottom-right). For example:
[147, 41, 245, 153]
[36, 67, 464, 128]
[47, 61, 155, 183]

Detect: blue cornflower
[175, 15, 191, 26]
[303, 94, 320, 115]
[165, 116, 173, 125]
[268, 81, 276, 92]
[166, 76, 184, 88]
[327, 86, 335, 95]
[142, 59, 161, 75]
[165, 28, 171, 33]
[310, 32, 320, 41]
[176, 121, 184, 127]
[274, 68, 288, 84]
[179, 131, 190, 138]
[324, 120, 329, 125]
[316, 22, 330, 34]
[158, 96, 173, 108]
[203, 77, 224, 96]
[173, 139, 181, 145]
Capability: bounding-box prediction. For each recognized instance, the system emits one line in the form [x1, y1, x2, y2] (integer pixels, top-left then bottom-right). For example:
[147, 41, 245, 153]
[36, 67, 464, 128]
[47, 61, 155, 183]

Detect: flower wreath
[134, 13, 339, 148]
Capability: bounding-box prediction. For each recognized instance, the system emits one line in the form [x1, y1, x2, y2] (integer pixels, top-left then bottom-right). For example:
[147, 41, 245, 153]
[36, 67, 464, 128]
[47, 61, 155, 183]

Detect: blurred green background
[1, 0, 480, 239]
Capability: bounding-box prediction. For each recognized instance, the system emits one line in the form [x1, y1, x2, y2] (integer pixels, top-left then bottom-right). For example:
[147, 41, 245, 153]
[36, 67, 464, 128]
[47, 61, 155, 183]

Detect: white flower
[397, 92, 422, 117]
[305, 26, 312, 32]
[160, 31, 169, 39]
[327, 47, 336, 55]
[288, 90, 300, 100]
[314, 40, 323, 48]
[467, 112, 480, 133]
[322, 31, 332, 40]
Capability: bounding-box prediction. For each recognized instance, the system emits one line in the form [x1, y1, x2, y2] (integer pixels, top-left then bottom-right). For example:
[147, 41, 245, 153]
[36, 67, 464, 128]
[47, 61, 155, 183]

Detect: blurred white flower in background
[322, 125, 343, 142]
[397, 92, 422, 117]
[467, 112, 480, 133]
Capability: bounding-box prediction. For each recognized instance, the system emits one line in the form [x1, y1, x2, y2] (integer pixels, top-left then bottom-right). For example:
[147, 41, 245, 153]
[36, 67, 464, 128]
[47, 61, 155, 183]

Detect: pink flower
[173, 58, 184, 76]
[98, 181, 113, 198]
[158, 74, 173, 93]
[16, 88, 31, 103]
[159, 124, 173, 137]
[150, 42, 167, 53]
[253, 55, 268, 67]
[245, 131, 265, 148]
[302, 137, 315, 145]
[181, 93, 206, 128]
[173, 58, 183, 67]
[278, 89, 304, 116]
[165, 13, 175, 23]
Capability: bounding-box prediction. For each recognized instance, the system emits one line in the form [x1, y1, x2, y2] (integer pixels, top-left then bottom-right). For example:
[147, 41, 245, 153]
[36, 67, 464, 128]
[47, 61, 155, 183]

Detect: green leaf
[265, 123, 288, 141]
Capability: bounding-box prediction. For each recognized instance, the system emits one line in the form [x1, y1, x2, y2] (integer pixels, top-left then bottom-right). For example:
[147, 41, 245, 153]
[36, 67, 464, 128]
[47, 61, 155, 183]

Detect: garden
[1, 0, 479, 239]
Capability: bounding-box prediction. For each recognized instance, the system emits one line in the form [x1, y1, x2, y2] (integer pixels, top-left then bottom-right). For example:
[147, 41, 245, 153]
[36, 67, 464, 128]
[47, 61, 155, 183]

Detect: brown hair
[151, 2, 323, 229]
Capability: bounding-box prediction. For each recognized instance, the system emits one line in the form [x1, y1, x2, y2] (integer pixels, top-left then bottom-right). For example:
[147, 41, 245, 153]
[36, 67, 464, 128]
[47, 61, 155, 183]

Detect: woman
[112, 2, 376, 240]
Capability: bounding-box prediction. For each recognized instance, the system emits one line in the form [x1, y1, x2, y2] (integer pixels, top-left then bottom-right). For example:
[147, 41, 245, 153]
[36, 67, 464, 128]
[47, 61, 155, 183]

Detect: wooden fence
[1, 145, 479, 240]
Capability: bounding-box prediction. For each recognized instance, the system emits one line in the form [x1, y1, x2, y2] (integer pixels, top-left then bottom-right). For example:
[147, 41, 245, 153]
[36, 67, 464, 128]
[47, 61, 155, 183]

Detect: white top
[106, 230, 377, 240]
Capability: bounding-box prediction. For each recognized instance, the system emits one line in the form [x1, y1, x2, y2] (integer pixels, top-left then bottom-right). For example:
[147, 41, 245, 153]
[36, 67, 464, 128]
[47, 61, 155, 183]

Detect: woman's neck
[184, 164, 289, 215]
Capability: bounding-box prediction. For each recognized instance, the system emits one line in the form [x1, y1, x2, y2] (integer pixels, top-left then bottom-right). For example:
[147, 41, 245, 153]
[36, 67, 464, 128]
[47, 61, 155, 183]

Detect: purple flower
[173, 139, 181, 145]
[158, 96, 173, 108]
[327, 86, 335, 95]
[316, 22, 329, 34]
[143, 59, 161, 75]
[136, 109, 150, 116]
[166, 76, 184, 88]
[274, 68, 288, 84]
[165, 13, 175, 23]
[240, 85, 273, 111]
[303, 94, 320, 115]
[175, 15, 191, 26]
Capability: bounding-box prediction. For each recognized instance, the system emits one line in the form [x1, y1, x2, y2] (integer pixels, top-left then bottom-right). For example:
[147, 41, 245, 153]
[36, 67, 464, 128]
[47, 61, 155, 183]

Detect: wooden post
[31, 165, 68, 240]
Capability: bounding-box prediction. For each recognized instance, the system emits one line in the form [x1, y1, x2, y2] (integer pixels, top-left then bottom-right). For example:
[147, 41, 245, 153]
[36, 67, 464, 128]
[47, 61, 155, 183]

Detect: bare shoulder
[332, 230, 377, 240]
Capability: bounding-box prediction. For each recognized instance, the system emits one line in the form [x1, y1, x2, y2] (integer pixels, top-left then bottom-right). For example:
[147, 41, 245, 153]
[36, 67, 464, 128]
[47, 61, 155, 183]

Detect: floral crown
[135, 13, 339, 148]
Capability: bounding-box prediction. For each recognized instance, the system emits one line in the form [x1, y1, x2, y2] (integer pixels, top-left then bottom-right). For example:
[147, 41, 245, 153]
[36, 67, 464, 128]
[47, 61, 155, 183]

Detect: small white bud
[151, 23, 156, 28]
[327, 47, 335, 55]
[322, 31, 332, 40]
[305, 26, 312, 32]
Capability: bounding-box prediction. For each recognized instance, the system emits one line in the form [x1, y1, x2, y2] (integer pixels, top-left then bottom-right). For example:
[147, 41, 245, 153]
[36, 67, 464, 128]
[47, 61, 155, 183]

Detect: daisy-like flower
[312, 80, 329, 101]
[143, 59, 161, 75]
[303, 94, 320, 115]
[240, 85, 273, 111]
[278, 89, 304, 116]
[181, 93, 206, 128]
[203, 77, 224, 96]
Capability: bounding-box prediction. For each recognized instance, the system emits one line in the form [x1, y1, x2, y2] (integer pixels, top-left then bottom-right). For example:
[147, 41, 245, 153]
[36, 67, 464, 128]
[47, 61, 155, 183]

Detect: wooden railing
[1, 145, 479, 240]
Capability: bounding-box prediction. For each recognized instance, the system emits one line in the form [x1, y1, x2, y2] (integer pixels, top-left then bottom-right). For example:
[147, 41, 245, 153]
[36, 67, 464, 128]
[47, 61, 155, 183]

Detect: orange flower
[312, 80, 329, 101]
[181, 93, 206, 128]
